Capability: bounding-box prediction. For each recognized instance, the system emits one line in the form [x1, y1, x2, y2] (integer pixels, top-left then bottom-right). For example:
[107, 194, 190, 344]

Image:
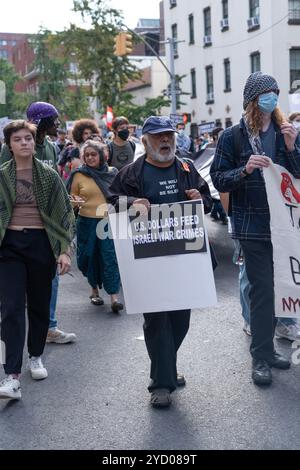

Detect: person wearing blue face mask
[210, 72, 300, 386]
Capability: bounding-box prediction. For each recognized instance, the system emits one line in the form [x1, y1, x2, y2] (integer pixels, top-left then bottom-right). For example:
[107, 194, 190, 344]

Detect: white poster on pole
[108, 200, 217, 314]
[264, 162, 300, 318]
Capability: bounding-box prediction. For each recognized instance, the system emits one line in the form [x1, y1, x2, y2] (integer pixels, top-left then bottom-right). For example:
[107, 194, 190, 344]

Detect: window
[222, 0, 229, 19]
[249, 0, 259, 18]
[204, 7, 212, 36]
[206, 65, 214, 103]
[224, 59, 231, 91]
[171, 24, 178, 57]
[221, 0, 229, 30]
[289, 0, 300, 24]
[170, 0, 177, 8]
[203, 7, 212, 46]
[189, 14, 195, 44]
[251, 51, 261, 73]
[0, 50, 8, 59]
[0, 40, 7, 46]
[191, 68, 197, 98]
[248, 0, 260, 30]
[290, 48, 300, 90]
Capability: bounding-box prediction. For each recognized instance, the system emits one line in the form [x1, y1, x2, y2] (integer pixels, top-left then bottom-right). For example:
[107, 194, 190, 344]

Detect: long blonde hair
[244, 98, 286, 134]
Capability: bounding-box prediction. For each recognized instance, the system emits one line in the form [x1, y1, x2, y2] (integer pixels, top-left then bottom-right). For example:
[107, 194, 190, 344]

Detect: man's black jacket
[108, 154, 213, 213]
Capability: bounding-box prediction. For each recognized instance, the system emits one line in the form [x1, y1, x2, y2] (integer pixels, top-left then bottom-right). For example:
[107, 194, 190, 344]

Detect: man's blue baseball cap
[142, 116, 176, 135]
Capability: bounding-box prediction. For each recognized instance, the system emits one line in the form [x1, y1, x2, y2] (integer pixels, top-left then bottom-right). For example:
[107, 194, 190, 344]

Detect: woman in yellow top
[67, 140, 123, 313]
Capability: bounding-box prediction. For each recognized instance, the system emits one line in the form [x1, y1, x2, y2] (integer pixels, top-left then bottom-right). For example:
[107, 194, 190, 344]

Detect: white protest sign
[264, 162, 300, 317]
[109, 200, 217, 314]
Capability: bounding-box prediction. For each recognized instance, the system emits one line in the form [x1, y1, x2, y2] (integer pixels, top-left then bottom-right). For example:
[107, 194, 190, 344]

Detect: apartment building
[163, 0, 300, 132]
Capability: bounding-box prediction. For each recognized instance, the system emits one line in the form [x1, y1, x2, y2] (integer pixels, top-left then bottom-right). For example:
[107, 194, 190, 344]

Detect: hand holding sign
[185, 189, 202, 200]
[133, 198, 151, 216]
[245, 155, 271, 174]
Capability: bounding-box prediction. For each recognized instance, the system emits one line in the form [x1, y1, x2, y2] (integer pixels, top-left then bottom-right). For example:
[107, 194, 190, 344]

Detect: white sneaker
[243, 321, 251, 336]
[275, 323, 300, 342]
[0, 376, 21, 400]
[46, 328, 77, 344]
[28, 356, 48, 380]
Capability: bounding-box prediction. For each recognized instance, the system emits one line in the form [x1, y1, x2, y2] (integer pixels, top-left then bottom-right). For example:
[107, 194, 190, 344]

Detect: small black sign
[129, 200, 207, 259]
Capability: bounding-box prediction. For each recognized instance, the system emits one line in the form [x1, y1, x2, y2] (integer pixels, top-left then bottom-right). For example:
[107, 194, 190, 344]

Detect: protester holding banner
[210, 72, 300, 386]
[109, 116, 212, 408]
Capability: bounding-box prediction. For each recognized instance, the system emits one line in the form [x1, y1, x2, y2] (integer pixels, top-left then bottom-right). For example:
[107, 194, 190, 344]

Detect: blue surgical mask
[258, 92, 278, 114]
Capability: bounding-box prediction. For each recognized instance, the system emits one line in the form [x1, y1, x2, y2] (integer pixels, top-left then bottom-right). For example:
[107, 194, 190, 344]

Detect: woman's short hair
[81, 140, 107, 165]
[112, 116, 129, 132]
[4, 120, 37, 146]
[72, 119, 99, 144]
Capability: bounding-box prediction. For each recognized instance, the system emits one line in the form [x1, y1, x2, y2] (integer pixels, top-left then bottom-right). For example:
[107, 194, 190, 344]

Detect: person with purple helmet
[0, 102, 77, 345]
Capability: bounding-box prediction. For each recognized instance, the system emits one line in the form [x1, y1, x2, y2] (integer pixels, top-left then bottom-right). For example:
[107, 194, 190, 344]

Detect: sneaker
[28, 356, 48, 380]
[275, 323, 300, 342]
[0, 376, 21, 400]
[243, 321, 251, 336]
[46, 328, 77, 344]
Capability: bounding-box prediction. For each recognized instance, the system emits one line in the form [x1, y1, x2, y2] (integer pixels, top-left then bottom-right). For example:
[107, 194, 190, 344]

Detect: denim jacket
[210, 118, 300, 240]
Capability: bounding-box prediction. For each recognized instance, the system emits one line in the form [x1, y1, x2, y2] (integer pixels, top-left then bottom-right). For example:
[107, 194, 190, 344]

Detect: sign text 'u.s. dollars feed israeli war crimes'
[129, 200, 207, 259]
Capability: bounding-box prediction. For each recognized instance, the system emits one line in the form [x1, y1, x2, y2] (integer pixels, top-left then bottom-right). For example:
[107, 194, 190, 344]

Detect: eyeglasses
[84, 152, 99, 158]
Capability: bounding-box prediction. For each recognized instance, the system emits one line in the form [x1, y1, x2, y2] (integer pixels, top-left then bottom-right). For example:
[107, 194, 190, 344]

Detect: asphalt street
[1, 217, 300, 450]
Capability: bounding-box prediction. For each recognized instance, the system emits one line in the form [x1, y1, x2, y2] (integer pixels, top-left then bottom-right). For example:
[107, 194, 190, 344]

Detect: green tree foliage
[114, 93, 171, 126]
[59, 0, 140, 111]
[32, 29, 68, 104]
[32, 28, 90, 120]
[0, 59, 30, 118]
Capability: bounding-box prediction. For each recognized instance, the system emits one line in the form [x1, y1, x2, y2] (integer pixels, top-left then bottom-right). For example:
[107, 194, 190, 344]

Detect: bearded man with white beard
[109, 116, 212, 409]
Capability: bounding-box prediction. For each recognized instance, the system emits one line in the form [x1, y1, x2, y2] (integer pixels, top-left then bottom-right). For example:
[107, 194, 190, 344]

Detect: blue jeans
[234, 241, 295, 327]
[49, 273, 59, 329]
[239, 262, 250, 324]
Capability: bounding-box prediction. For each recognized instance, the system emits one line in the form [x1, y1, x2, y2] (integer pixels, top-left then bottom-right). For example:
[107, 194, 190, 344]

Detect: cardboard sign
[109, 200, 217, 314]
[264, 162, 300, 317]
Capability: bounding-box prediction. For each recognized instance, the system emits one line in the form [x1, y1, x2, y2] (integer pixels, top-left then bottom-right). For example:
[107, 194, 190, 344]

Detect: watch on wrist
[241, 165, 250, 177]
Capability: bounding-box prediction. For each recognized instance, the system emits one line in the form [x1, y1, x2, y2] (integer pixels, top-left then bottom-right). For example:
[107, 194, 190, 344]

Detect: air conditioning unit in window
[247, 16, 260, 28]
[220, 18, 229, 29]
[203, 35, 212, 46]
[207, 92, 214, 102]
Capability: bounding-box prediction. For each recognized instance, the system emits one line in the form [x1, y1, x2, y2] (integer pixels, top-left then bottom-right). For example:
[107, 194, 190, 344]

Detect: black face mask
[117, 129, 130, 141]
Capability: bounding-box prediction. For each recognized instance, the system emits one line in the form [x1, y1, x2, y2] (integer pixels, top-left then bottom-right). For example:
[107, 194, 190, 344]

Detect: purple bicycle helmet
[26, 101, 59, 125]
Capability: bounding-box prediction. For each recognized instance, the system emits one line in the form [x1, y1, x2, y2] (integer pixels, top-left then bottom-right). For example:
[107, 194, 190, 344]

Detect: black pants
[143, 309, 191, 393]
[240, 240, 276, 361]
[0, 229, 56, 374]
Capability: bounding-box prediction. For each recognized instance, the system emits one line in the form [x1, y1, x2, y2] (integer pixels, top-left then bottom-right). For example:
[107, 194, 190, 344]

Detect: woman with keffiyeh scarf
[0, 120, 75, 401]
